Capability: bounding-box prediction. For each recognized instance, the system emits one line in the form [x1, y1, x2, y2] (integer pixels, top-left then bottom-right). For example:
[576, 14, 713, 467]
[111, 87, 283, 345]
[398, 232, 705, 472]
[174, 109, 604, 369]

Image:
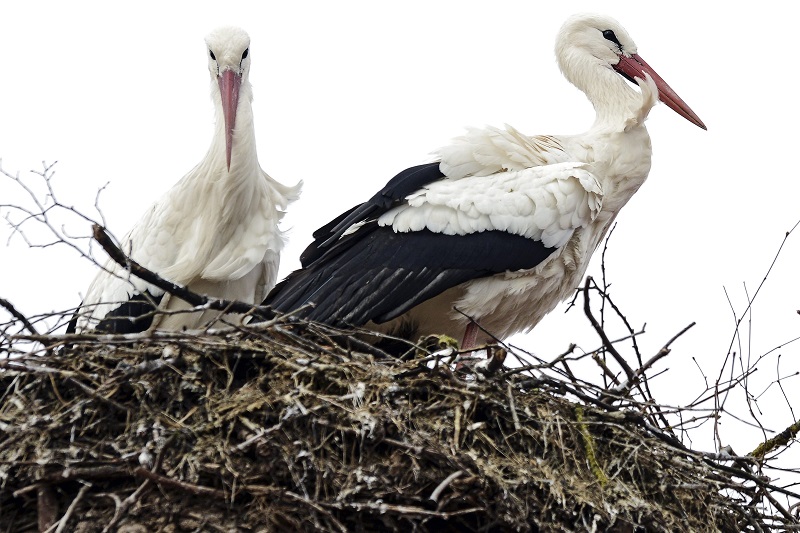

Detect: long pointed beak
[218, 69, 242, 171]
[614, 53, 706, 130]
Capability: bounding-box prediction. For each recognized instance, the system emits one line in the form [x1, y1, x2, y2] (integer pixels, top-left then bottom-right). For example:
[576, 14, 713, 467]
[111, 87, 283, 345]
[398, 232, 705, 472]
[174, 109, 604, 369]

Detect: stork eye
[209, 50, 216, 61]
[602, 30, 622, 48]
[242, 48, 249, 60]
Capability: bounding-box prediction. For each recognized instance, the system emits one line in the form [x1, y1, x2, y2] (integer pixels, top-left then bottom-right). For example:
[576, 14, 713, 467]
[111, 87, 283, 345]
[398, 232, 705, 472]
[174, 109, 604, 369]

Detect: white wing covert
[438, 124, 567, 180]
[379, 161, 603, 249]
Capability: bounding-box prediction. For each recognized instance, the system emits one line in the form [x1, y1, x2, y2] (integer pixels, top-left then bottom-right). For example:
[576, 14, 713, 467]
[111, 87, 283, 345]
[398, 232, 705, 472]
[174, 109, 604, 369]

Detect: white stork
[263, 13, 705, 349]
[71, 27, 301, 333]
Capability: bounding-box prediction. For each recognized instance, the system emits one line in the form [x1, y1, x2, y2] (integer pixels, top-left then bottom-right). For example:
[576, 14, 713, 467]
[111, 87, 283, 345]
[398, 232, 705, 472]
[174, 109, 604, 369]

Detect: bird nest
[0, 319, 786, 532]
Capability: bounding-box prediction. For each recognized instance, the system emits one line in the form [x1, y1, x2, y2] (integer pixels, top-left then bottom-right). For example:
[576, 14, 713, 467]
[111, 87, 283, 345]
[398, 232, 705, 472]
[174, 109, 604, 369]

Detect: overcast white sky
[2, 1, 799, 459]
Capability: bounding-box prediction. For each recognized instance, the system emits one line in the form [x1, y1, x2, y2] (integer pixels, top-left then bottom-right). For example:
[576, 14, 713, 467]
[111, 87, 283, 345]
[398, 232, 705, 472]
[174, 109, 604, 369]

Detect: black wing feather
[66, 292, 164, 334]
[300, 162, 444, 265]
[265, 223, 556, 328]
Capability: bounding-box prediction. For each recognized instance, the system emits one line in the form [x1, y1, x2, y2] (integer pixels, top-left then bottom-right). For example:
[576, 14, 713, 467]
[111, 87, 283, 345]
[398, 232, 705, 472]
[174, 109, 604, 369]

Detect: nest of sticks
[1, 313, 792, 533]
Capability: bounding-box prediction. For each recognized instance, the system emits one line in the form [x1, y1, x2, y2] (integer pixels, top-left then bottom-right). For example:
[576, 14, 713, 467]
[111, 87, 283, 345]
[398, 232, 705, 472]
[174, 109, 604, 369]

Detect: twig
[36, 465, 131, 484]
[761, 486, 796, 524]
[429, 470, 464, 503]
[285, 491, 348, 533]
[581, 277, 635, 381]
[53, 483, 91, 533]
[65, 377, 132, 414]
[100, 436, 178, 532]
[750, 419, 800, 460]
[717, 219, 800, 410]
[324, 500, 485, 519]
[506, 382, 521, 431]
[610, 322, 696, 399]
[232, 422, 284, 453]
[0, 297, 39, 336]
[591, 353, 620, 385]
[101, 478, 152, 533]
[133, 467, 227, 498]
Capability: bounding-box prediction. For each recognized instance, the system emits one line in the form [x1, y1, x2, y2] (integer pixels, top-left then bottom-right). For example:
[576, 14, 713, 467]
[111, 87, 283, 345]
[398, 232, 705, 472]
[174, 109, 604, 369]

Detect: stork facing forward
[71, 27, 301, 333]
[264, 13, 705, 348]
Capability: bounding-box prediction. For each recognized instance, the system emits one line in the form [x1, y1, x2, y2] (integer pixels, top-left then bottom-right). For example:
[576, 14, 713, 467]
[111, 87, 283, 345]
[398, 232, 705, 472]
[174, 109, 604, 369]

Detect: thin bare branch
[581, 276, 636, 382]
[0, 297, 39, 336]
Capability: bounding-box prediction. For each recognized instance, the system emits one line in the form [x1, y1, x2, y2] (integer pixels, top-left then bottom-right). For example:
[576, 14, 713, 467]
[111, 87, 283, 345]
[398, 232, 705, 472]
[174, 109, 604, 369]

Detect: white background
[2, 1, 799, 465]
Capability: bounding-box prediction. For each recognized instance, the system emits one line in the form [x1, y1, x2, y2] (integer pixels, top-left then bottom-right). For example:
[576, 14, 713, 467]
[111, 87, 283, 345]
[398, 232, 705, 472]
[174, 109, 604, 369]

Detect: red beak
[614, 53, 706, 130]
[218, 69, 242, 170]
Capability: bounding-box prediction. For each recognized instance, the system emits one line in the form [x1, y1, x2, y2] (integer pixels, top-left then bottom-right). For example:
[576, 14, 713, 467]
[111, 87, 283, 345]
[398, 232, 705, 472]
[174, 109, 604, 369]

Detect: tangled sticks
[1, 314, 793, 532]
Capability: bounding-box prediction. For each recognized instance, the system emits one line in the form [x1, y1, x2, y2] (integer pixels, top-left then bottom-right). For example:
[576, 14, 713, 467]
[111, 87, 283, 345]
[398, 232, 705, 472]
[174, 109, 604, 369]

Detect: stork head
[205, 27, 252, 170]
[556, 14, 706, 130]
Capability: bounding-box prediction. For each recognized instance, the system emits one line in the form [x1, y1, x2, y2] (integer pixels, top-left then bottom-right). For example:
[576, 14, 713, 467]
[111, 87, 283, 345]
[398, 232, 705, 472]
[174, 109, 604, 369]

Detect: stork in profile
[71, 27, 301, 333]
[263, 13, 705, 349]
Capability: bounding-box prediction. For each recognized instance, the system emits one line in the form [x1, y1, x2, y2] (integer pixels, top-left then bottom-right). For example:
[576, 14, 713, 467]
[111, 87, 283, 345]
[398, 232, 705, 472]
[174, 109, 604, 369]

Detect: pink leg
[461, 322, 479, 350]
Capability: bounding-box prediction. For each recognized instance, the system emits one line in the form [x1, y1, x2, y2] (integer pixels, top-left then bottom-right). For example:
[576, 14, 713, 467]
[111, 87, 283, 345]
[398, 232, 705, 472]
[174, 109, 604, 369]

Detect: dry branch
[0, 298, 39, 336]
[750, 419, 800, 460]
[581, 276, 636, 381]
